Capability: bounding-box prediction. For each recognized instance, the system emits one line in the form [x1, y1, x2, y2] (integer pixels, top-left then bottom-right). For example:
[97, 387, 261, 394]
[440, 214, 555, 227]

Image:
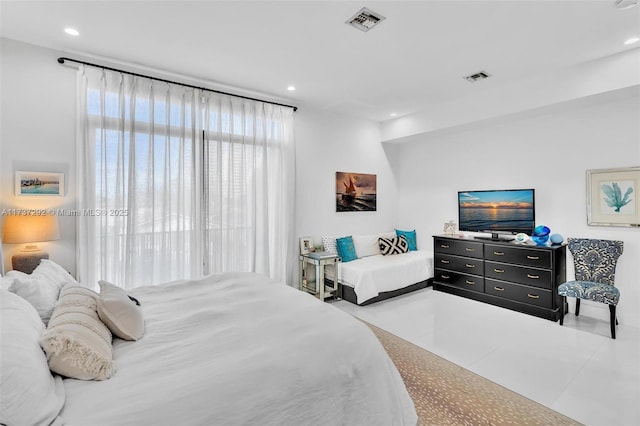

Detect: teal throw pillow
[336, 236, 358, 263]
[395, 229, 417, 251]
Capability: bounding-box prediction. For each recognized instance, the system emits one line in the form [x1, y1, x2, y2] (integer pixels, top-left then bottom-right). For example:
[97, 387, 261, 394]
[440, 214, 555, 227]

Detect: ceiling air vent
[346, 7, 386, 32]
[463, 71, 491, 83]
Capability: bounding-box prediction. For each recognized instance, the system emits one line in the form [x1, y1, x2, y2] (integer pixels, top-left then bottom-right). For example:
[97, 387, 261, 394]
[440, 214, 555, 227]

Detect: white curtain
[77, 66, 295, 289]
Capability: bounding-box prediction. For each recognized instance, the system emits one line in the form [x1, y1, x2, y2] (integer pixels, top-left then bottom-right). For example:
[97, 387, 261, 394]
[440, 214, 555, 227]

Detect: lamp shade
[2, 215, 60, 244]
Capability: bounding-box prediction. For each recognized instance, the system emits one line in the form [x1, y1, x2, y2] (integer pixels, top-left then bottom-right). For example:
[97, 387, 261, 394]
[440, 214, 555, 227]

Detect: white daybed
[324, 233, 434, 305]
[1, 271, 417, 426]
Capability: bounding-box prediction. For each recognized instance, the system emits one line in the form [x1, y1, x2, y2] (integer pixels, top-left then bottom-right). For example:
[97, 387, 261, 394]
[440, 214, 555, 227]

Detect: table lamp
[2, 214, 60, 273]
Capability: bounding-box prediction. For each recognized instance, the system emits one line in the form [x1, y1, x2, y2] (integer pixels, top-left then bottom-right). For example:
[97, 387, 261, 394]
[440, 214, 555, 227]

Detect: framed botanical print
[587, 167, 640, 227]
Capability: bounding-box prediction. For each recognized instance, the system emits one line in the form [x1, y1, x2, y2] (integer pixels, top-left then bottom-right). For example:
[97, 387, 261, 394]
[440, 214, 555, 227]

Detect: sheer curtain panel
[77, 67, 296, 289]
[77, 67, 201, 289]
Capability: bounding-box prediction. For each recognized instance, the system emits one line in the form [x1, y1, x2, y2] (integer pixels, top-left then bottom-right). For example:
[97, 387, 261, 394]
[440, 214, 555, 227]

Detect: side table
[299, 253, 341, 301]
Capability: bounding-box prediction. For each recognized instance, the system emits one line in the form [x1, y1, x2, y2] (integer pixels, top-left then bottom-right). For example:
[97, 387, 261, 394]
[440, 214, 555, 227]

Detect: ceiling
[1, 1, 639, 122]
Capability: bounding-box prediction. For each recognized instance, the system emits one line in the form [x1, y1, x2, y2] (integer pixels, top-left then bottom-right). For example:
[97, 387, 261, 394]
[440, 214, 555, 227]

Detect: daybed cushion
[97, 280, 145, 341]
[40, 284, 116, 380]
[352, 234, 382, 258]
[0, 290, 66, 426]
[336, 235, 358, 262]
[8, 259, 78, 324]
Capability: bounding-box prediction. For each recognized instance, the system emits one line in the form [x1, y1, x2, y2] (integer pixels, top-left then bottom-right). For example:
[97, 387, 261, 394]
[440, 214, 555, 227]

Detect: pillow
[336, 236, 358, 262]
[9, 260, 77, 324]
[321, 236, 338, 254]
[40, 285, 116, 380]
[395, 229, 417, 251]
[379, 235, 409, 256]
[1, 269, 28, 291]
[97, 280, 145, 341]
[0, 290, 65, 426]
[352, 234, 381, 258]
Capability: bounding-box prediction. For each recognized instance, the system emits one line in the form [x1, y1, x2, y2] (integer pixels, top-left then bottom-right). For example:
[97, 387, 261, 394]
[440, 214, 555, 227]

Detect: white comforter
[59, 272, 417, 426]
[339, 251, 433, 303]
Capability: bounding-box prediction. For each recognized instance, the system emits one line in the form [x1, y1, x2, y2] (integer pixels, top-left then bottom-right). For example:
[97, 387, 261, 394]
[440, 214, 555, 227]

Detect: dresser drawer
[434, 270, 484, 292]
[485, 279, 552, 308]
[484, 244, 551, 268]
[435, 254, 484, 275]
[485, 261, 552, 289]
[434, 238, 483, 259]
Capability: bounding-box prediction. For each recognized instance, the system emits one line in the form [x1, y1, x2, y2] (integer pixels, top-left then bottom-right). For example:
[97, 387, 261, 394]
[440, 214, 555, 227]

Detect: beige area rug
[365, 322, 582, 426]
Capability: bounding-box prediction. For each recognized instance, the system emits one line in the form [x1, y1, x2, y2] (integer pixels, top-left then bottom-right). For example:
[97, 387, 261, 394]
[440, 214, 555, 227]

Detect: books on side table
[307, 251, 338, 260]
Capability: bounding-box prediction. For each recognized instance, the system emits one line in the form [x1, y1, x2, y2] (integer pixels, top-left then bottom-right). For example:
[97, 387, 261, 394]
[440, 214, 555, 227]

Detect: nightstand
[299, 253, 341, 301]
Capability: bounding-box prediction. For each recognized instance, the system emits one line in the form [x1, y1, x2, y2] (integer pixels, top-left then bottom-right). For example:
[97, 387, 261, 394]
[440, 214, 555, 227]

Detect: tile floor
[331, 288, 640, 426]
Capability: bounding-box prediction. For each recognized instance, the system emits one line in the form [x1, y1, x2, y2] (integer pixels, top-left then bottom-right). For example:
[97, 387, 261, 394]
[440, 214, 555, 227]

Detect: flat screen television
[458, 189, 535, 240]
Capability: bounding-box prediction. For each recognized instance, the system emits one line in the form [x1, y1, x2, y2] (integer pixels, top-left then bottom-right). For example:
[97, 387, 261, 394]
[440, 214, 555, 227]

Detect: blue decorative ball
[550, 233, 564, 245]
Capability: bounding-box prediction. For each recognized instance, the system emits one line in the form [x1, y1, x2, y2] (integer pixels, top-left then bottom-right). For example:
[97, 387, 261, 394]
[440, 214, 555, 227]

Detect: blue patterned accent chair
[558, 238, 624, 339]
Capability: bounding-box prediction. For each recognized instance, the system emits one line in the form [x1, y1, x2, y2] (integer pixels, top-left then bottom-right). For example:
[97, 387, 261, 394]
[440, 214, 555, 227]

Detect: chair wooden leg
[575, 298, 581, 316]
[559, 296, 566, 325]
[609, 305, 617, 339]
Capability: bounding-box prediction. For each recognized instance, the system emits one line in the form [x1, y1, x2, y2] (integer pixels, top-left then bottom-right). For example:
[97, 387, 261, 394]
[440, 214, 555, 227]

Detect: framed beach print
[587, 167, 640, 227]
[15, 171, 64, 196]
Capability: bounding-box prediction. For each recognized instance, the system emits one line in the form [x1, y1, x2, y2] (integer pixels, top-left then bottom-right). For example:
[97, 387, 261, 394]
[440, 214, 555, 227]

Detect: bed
[1, 271, 417, 426]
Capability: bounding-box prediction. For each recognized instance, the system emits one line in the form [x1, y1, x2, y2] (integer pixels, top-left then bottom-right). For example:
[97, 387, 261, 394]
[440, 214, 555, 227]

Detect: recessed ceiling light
[64, 27, 79, 36]
[390, 113, 397, 117]
[624, 36, 640, 45]
[287, 85, 296, 91]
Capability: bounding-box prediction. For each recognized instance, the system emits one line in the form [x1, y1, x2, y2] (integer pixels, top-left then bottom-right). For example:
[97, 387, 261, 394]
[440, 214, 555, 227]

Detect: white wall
[294, 107, 398, 243]
[390, 88, 640, 326]
[1, 38, 77, 275]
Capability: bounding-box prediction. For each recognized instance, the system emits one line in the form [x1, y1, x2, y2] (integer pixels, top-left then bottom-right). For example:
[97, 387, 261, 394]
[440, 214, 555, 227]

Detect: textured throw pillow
[336, 236, 358, 262]
[395, 229, 417, 251]
[379, 235, 410, 256]
[321, 236, 338, 254]
[9, 259, 77, 324]
[97, 280, 145, 341]
[40, 285, 116, 380]
[0, 290, 65, 426]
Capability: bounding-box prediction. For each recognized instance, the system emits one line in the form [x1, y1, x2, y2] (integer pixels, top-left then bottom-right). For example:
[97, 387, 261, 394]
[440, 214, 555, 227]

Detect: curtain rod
[57, 56, 298, 112]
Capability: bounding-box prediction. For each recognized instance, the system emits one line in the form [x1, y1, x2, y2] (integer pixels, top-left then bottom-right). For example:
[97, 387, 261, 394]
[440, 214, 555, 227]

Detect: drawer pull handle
[494, 268, 505, 273]
[440, 259, 450, 264]
[494, 286, 505, 292]
[465, 247, 475, 252]
[527, 274, 540, 279]
[527, 255, 540, 260]
[527, 294, 540, 299]
[465, 263, 475, 268]
[441, 274, 450, 279]
[440, 244, 450, 248]
[493, 251, 505, 256]
[465, 280, 475, 285]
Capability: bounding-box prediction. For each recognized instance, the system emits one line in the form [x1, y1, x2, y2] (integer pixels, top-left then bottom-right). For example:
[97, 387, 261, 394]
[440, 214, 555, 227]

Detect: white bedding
[333, 251, 433, 304]
[58, 272, 417, 426]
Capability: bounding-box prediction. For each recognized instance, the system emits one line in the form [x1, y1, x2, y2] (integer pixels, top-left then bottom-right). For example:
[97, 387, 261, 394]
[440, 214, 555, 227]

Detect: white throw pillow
[352, 234, 382, 258]
[1, 270, 28, 291]
[322, 236, 338, 254]
[9, 260, 77, 324]
[97, 280, 145, 341]
[0, 290, 66, 426]
[40, 285, 116, 380]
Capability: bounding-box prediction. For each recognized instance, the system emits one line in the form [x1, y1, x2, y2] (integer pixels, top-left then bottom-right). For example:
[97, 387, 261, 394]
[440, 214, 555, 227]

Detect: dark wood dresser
[433, 235, 566, 321]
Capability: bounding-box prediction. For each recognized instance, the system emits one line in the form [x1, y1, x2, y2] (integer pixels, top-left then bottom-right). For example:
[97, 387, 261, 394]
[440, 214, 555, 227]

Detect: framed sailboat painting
[336, 172, 377, 212]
